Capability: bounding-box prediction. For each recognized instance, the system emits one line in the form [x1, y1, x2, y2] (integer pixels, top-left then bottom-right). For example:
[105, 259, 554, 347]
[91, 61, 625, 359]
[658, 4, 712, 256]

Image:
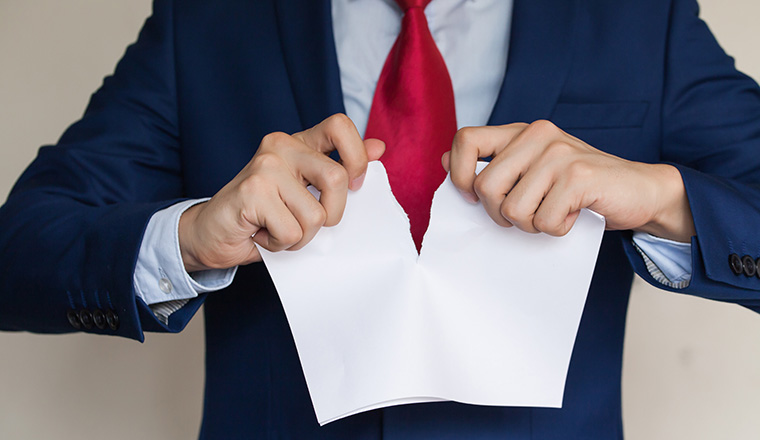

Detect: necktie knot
[395, 0, 432, 12]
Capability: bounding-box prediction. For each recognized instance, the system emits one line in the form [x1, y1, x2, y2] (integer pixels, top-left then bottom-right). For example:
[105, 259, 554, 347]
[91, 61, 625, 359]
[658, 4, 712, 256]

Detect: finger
[532, 181, 584, 236]
[469, 169, 512, 227]
[472, 150, 534, 223]
[470, 140, 544, 228]
[342, 138, 385, 190]
[287, 149, 349, 226]
[252, 196, 304, 252]
[441, 151, 451, 172]
[448, 124, 527, 201]
[295, 114, 369, 190]
[278, 181, 328, 250]
[364, 138, 386, 162]
[256, 137, 350, 227]
[498, 164, 556, 233]
[495, 143, 573, 232]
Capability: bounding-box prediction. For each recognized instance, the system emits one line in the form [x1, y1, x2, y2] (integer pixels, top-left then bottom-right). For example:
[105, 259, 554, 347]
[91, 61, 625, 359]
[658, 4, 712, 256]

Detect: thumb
[364, 138, 386, 162]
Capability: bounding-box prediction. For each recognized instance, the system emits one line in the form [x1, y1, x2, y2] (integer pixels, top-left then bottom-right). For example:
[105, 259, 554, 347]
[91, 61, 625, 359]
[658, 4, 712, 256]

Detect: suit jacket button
[742, 255, 757, 277]
[105, 309, 120, 331]
[93, 309, 107, 329]
[729, 253, 743, 275]
[67, 310, 81, 330]
[78, 309, 94, 330]
[756, 258, 760, 279]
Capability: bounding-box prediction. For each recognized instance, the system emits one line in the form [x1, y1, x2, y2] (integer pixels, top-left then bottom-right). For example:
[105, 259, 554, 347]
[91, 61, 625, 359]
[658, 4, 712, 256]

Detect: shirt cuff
[631, 231, 692, 289]
[133, 199, 237, 322]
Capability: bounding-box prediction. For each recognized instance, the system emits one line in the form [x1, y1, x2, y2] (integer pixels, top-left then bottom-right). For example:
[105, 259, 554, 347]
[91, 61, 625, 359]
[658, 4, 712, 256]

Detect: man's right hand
[178, 114, 385, 272]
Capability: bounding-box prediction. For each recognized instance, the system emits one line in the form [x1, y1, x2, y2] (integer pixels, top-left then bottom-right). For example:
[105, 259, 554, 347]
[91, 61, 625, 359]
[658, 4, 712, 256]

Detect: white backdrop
[1, 1, 759, 438]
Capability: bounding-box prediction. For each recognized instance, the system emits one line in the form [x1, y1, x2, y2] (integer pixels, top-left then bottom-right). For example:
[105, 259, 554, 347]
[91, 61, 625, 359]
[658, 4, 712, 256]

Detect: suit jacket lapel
[488, 0, 577, 126]
[273, 0, 345, 130]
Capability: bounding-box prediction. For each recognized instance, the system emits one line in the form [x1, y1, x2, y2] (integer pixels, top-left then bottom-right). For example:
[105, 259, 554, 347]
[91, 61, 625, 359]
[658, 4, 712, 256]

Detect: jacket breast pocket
[549, 101, 653, 161]
[550, 101, 649, 130]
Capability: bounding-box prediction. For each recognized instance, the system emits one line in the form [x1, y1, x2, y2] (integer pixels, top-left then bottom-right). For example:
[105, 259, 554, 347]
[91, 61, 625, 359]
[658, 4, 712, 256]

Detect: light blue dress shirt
[133, 0, 692, 322]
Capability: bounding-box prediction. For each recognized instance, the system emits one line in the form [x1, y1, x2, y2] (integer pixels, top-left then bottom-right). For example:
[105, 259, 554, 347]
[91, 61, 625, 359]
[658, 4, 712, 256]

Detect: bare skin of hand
[443, 120, 696, 242]
[179, 114, 385, 272]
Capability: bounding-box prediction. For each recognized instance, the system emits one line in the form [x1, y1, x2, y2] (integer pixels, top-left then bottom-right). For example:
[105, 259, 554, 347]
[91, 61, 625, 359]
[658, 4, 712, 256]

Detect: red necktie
[365, 0, 457, 252]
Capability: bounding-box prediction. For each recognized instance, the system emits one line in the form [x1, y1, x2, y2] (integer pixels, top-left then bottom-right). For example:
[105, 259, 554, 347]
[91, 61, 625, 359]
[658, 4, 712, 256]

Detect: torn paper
[257, 161, 605, 425]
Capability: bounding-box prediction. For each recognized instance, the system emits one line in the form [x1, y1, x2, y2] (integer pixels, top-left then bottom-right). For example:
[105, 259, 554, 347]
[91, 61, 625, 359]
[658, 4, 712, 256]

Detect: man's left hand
[443, 120, 696, 242]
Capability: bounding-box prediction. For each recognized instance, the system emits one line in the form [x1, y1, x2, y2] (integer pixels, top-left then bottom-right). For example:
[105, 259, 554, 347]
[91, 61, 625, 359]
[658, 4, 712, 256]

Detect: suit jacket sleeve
[0, 0, 203, 341]
[623, 0, 760, 312]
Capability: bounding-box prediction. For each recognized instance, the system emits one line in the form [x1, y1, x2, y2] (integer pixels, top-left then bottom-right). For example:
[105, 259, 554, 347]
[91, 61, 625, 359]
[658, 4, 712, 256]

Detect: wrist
[637, 164, 695, 243]
[178, 203, 208, 273]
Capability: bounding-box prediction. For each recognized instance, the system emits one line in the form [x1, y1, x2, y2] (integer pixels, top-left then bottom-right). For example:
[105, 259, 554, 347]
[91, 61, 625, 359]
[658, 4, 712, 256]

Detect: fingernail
[459, 190, 478, 204]
[350, 173, 366, 191]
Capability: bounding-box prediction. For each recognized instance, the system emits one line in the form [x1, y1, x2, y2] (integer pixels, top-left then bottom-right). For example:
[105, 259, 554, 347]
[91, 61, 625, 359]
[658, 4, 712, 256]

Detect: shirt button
[159, 278, 173, 294]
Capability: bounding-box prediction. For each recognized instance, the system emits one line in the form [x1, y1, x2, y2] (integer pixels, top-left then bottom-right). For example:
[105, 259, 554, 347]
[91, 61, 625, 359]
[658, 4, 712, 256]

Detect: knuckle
[452, 126, 478, 150]
[322, 163, 349, 188]
[472, 176, 487, 196]
[527, 119, 558, 135]
[251, 151, 286, 172]
[238, 173, 268, 196]
[325, 113, 354, 133]
[544, 140, 574, 158]
[450, 173, 468, 190]
[279, 226, 303, 247]
[532, 214, 552, 233]
[305, 205, 328, 228]
[473, 175, 499, 198]
[565, 160, 593, 180]
[533, 213, 570, 237]
[260, 131, 290, 150]
[500, 200, 523, 223]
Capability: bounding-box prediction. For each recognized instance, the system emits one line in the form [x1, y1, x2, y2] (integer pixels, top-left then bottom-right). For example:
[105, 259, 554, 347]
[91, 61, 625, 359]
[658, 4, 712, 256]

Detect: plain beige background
[1, 1, 760, 438]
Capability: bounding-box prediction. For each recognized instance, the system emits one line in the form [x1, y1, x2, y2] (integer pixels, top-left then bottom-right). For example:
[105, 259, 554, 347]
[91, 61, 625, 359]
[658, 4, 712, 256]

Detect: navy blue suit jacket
[3, 0, 760, 438]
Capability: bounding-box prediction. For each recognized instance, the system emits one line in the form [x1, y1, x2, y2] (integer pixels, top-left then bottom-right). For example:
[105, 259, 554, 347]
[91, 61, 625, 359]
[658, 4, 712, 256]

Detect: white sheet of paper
[258, 161, 605, 425]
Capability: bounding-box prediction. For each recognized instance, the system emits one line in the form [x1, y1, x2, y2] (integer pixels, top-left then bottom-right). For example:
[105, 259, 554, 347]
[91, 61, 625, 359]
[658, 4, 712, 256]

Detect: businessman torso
[5, 0, 760, 438]
[179, 0, 659, 438]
